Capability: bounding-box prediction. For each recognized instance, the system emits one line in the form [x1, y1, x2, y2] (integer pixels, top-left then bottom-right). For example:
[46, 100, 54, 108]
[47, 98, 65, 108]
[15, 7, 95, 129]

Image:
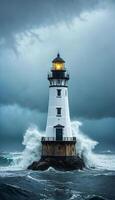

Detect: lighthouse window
[56, 107, 61, 116]
[57, 89, 61, 97]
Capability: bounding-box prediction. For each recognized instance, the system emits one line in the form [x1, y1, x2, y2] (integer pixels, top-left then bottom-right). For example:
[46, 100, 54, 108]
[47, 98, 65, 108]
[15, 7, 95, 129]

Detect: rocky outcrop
[28, 156, 85, 171]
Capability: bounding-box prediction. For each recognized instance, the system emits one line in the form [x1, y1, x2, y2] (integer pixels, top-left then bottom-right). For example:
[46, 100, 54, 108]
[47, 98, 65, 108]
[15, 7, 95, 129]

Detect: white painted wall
[46, 83, 72, 138]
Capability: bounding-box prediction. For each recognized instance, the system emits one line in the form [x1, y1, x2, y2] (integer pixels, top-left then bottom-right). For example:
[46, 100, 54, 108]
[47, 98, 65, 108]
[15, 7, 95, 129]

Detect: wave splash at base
[71, 121, 98, 168]
[13, 125, 44, 169]
[17, 121, 98, 169]
[1, 121, 115, 171]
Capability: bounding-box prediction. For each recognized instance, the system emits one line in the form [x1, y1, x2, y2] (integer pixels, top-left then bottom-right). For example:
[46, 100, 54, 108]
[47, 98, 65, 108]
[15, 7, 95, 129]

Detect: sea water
[0, 121, 115, 200]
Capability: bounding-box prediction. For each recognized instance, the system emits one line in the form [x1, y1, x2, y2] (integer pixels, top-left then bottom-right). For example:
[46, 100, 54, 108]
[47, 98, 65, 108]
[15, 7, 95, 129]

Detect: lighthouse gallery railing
[41, 137, 76, 142]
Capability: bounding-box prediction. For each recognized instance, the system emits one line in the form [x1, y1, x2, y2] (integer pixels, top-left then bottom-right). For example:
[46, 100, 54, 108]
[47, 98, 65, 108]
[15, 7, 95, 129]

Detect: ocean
[0, 121, 115, 200]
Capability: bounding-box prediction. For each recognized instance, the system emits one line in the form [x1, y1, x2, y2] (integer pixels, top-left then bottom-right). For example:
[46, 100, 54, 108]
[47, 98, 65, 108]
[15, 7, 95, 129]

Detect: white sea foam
[71, 121, 98, 168]
[11, 125, 44, 169]
[91, 154, 115, 171]
[71, 121, 115, 170]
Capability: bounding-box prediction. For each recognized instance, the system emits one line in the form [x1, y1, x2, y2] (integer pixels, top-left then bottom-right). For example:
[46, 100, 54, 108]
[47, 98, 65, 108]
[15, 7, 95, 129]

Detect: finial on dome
[57, 52, 60, 58]
[52, 53, 65, 64]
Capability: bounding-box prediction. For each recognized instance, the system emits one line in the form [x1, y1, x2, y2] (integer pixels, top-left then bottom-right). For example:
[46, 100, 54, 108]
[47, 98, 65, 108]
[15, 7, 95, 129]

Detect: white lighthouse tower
[41, 54, 76, 158]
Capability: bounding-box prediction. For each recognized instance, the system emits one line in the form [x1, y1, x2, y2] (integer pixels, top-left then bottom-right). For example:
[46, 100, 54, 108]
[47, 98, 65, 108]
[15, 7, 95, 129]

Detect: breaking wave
[16, 121, 98, 169]
[13, 125, 44, 169]
[71, 121, 98, 168]
[0, 125, 44, 171]
[0, 121, 115, 171]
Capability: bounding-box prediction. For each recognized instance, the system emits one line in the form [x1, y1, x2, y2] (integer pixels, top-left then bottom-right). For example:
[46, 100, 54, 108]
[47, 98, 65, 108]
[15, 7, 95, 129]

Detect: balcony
[41, 137, 76, 142]
[48, 71, 69, 80]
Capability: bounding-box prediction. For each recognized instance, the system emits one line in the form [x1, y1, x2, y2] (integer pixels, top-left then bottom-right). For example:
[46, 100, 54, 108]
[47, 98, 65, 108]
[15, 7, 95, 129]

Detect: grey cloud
[0, 6, 115, 119]
[0, 104, 46, 151]
[80, 118, 115, 151]
[0, 0, 114, 46]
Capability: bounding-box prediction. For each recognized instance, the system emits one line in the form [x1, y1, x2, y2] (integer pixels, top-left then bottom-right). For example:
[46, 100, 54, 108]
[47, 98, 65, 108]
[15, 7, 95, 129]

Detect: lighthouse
[41, 54, 76, 159]
[28, 54, 85, 170]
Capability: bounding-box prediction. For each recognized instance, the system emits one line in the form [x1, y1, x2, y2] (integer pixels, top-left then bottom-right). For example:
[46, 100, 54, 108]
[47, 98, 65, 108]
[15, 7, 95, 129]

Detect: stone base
[28, 156, 85, 171]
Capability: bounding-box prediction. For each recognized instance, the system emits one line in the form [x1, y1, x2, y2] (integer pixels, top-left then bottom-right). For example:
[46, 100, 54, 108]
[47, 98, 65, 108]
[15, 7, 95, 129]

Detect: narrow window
[56, 107, 61, 116]
[57, 89, 61, 97]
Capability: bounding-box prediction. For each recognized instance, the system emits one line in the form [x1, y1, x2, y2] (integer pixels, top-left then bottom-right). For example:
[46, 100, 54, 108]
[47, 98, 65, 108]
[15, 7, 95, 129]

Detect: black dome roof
[52, 53, 65, 63]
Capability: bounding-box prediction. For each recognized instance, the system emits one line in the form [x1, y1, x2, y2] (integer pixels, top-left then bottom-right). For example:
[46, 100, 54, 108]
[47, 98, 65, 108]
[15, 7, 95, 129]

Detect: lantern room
[52, 53, 65, 71]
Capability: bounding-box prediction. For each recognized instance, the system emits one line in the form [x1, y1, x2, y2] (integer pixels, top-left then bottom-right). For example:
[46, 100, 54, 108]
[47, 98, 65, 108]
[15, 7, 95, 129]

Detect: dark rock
[28, 156, 85, 171]
[88, 196, 106, 200]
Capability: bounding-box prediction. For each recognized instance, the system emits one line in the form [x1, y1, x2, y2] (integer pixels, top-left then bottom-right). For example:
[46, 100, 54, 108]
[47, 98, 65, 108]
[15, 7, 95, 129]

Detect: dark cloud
[0, 0, 114, 46]
[0, 4, 115, 118]
[69, 29, 115, 119]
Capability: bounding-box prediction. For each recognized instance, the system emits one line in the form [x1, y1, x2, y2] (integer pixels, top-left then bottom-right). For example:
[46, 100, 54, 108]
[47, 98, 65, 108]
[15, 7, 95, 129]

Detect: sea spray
[12, 121, 98, 169]
[19, 121, 97, 169]
[71, 121, 98, 168]
[13, 125, 44, 169]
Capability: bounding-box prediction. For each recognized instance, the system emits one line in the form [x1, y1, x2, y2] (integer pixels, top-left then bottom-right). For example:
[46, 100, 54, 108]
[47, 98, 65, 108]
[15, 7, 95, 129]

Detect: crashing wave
[71, 121, 98, 168]
[13, 125, 44, 169]
[1, 121, 115, 171]
[14, 121, 98, 169]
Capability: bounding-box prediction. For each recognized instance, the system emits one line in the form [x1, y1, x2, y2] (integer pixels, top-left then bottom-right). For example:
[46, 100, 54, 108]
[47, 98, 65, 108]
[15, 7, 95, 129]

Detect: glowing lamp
[52, 53, 65, 71]
[53, 62, 64, 70]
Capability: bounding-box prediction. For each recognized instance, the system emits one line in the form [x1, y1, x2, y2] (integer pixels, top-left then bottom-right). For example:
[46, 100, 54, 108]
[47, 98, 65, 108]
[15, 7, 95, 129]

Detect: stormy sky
[0, 0, 115, 151]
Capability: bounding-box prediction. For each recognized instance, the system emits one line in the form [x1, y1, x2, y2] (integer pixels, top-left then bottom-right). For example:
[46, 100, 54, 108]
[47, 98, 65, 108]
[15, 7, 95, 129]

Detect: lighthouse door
[56, 128, 63, 141]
